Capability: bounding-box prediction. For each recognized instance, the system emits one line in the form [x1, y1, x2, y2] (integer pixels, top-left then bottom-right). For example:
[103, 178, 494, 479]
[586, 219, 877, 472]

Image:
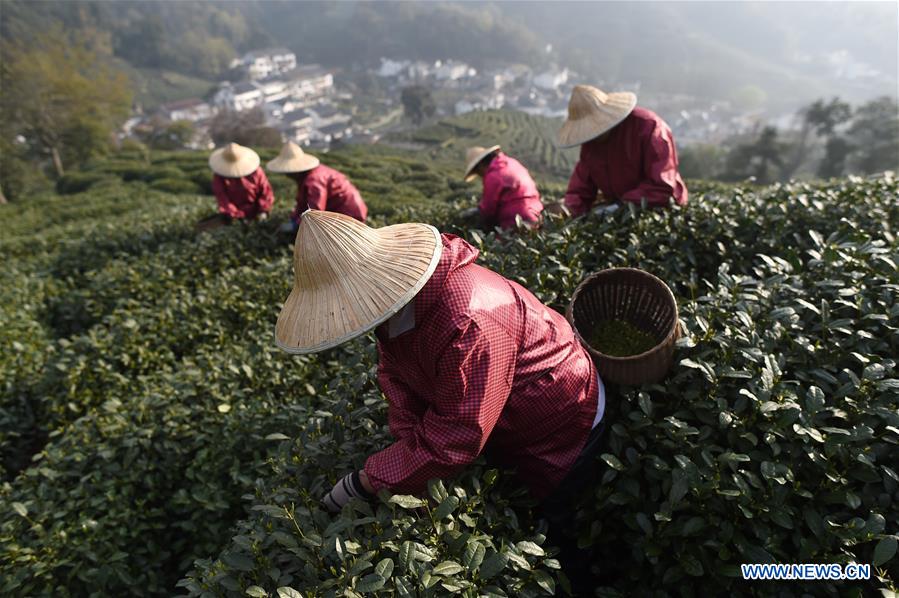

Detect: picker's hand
[322, 471, 374, 512]
[595, 190, 613, 205]
[544, 201, 568, 217]
[460, 207, 479, 219]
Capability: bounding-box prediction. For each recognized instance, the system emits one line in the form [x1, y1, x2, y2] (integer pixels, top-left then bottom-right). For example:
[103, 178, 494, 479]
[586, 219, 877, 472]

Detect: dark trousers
[538, 419, 607, 597]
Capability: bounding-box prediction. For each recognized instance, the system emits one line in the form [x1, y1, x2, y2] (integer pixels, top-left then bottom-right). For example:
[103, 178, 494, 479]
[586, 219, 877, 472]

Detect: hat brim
[557, 92, 637, 148]
[274, 223, 443, 354]
[267, 154, 321, 173]
[463, 145, 501, 181]
[209, 149, 261, 178]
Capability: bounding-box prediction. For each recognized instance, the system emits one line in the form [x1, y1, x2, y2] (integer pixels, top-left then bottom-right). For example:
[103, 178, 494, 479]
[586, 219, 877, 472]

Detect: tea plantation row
[390, 109, 579, 179]
[1, 152, 897, 597]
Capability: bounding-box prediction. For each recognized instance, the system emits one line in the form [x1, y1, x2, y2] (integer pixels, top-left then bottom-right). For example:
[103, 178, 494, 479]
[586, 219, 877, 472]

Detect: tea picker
[266, 142, 368, 236]
[558, 84, 689, 214]
[274, 210, 607, 595]
[462, 144, 544, 231]
[199, 143, 275, 232]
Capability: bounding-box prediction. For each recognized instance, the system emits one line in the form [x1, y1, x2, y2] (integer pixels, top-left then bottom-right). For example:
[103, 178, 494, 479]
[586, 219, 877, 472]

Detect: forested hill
[3, 1, 895, 111]
[0, 1, 546, 81]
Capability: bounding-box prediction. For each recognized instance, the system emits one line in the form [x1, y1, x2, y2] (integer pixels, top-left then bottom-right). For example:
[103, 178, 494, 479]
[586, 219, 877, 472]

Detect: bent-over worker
[206, 143, 274, 226]
[559, 84, 688, 215]
[267, 142, 367, 234]
[463, 145, 543, 230]
[274, 210, 607, 594]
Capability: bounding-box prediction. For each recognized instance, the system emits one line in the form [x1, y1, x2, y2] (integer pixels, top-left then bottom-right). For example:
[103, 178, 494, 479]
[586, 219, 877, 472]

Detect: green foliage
[400, 86, 437, 126]
[846, 96, 899, 175]
[150, 177, 203, 194]
[181, 346, 560, 598]
[0, 28, 132, 178]
[0, 143, 897, 598]
[138, 119, 196, 151]
[55, 172, 118, 195]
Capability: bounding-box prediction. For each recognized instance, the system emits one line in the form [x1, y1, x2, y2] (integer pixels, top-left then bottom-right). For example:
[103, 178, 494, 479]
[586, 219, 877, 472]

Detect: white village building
[159, 98, 213, 122]
[238, 48, 297, 80]
[279, 109, 315, 145]
[533, 68, 569, 91]
[213, 82, 265, 112]
[377, 58, 411, 78]
[435, 60, 476, 81]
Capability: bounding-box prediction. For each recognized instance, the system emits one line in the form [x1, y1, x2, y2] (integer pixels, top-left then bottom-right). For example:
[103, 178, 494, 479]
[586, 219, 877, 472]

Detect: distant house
[240, 48, 297, 80]
[455, 93, 505, 116]
[308, 103, 351, 129]
[314, 122, 353, 145]
[283, 65, 335, 100]
[282, 109, 314, 131]
[214, 82, 264, 112]
[533, 68, 569, 91]
[435, 60, 476, 81]
[274, 108, 314, 146]
[377, 58, 410, 78]
[159, 98, 213, 122]
[406, 61, 434, 81]
[256, 77, 290, 104]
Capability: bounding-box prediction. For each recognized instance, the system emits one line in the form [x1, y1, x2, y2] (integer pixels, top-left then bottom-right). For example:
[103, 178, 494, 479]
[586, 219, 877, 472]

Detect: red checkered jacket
[291, 164, 367, 223]
[212, 167, 274, 219]
[479, 152, 544, 230]
[564, 106, 688, 214]
[364, 234, 599, 499]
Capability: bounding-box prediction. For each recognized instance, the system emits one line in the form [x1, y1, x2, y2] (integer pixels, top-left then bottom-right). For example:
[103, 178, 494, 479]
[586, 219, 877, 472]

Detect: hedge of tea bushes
[60, 145, 473, 221]
[0, 166, 469, 595]
[185, 176, 898, 597]
[183, 343, 564, 598]
[1, 164, 897, 596]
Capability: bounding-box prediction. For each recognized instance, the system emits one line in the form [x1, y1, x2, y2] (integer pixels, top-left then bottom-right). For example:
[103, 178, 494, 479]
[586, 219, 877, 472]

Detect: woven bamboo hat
[557, 85, 637, 148]
[463, 145, 501, 182]
[275, 210, 443, 354]
[208, 143, 260, 178]
[266, 141, 321, 173]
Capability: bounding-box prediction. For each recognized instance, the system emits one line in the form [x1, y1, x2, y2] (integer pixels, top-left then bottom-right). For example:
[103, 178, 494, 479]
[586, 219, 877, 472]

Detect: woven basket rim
[566, 267, 679, 363]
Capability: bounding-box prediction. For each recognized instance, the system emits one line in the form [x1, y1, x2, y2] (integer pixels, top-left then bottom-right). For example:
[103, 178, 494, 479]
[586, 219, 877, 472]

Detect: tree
[805, 98, 852, 137]
[0, 29, 131, 178]
[209, 108, 282, 148]
[817, 136, 853, 179]
[136, 118, 196, 150]
[724, 126, 786, 184]
[677, 143, 727, 180]
[401, 86, 436, 125]
[845, 96, 899, 175]
[783, 97, 852, 179]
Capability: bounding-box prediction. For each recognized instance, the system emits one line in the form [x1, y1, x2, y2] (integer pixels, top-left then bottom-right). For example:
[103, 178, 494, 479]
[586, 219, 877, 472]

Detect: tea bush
[55, 171, 118, 195]
[1, 140, 897, 598]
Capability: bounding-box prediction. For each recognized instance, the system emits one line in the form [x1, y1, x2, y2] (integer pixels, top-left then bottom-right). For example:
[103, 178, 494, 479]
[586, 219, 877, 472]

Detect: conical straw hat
[267, 141, 321, 173]
[557, 85, 637, 148]
[208, 142, 261, 178]
[463, 145, 501, 182]
[275, 210, 443, 354]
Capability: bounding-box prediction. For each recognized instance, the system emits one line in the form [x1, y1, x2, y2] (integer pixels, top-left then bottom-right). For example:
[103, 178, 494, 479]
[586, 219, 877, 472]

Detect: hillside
[1, 145, 897, 595]
[3, 2, 894, 113]
[387, 110, 578, 180]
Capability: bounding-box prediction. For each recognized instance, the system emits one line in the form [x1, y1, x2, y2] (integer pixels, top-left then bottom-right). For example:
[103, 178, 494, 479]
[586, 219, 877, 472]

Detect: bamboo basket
[567, 268, 680, 385]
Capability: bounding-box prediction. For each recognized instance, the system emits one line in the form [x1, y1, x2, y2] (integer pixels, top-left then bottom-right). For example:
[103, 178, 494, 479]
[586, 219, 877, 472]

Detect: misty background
[1, 0, 897, 201]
